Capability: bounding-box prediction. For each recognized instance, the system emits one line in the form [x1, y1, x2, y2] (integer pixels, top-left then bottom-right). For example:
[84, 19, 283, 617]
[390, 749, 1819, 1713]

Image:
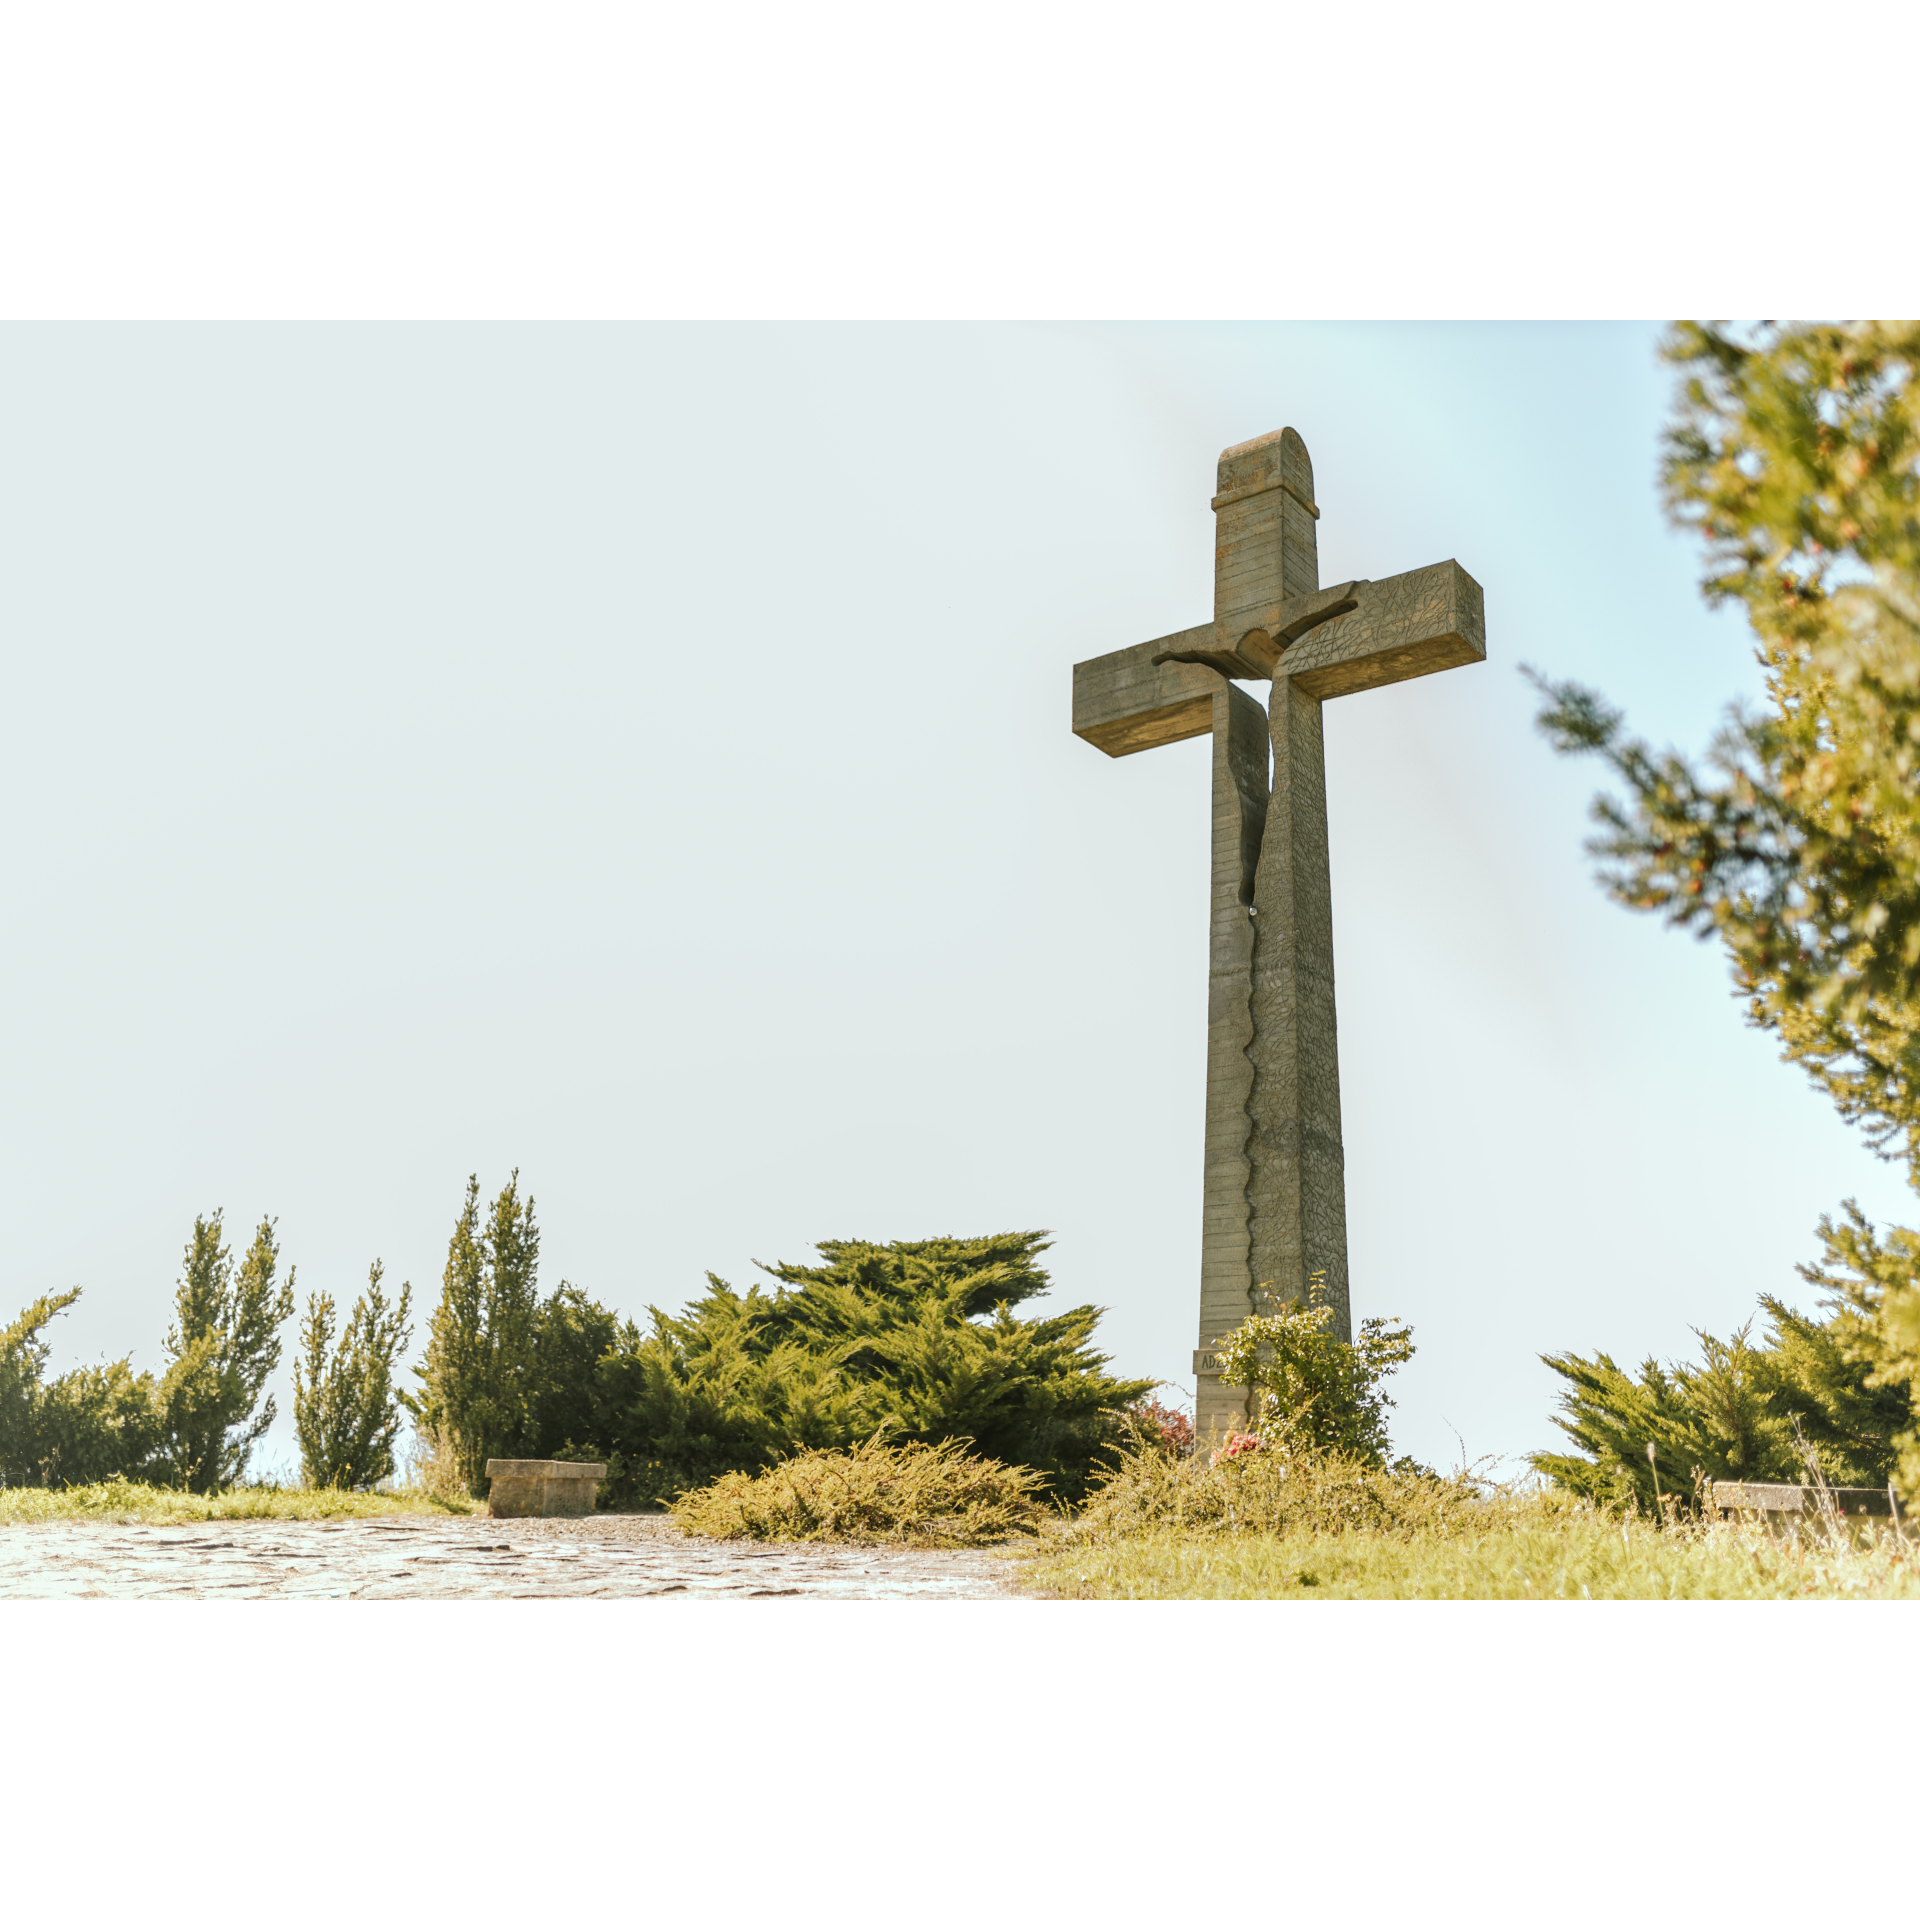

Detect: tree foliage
[4, 1229, 295, 1493]
[523, 1282, 623, 1462]
[402, 1172, 545, 1495]
[583, 1233, 1155, 1508]
[1, 1290, 82, 1485]
[293, 1261, 413, 1490]
[1532, 1284, 1908, 1515]
[1535, 323, 1920, 1163]
[31, 1354, 163, 1487]
[1533, 320, 1920, 1492]
[1793, 1200, 1920, 1499]
[152, 1214, 295, 1494]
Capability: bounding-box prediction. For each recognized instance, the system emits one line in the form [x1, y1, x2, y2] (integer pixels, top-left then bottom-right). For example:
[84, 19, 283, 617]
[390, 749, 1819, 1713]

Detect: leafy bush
[669, 1434, 1047, 1547]
[293, 1262, 413, 1490]
[1531, 1286, 1909, 1514]
[1213, 1276, 1415, 1468]
[589, 1233, 1155, 1507]
[31, 1355, 163, 1487]
[2, 1290, 163, 1488]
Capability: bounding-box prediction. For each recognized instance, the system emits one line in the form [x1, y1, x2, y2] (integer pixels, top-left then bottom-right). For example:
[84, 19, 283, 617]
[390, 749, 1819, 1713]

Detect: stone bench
[484, 1459, 607, 1518]
[1711, 1480, 1901, 1544]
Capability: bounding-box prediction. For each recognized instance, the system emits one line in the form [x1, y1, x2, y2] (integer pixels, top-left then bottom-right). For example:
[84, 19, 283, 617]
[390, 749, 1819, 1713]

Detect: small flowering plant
[1210, 1430, 1264, 1467]
[1212, 1275, 1414, 1468]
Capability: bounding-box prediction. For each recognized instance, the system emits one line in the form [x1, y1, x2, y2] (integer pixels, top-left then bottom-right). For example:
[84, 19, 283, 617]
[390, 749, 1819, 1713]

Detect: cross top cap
[1214, 426, 1315, 516]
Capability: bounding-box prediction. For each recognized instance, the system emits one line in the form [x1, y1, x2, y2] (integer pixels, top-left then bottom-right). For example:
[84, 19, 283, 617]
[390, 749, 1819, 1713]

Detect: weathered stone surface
[1279, 561, 1485, 702]
[1711, 1481, 1896, 1516]
[1710, 1480, 1903, 1546]
[485, 1458, 607, 1519]
[1071, 426, 1486, 1440]
[1245, 675, 1347, 1337]
[0, 1515, 1041, 1600]
[1071, 637, 1220, 758]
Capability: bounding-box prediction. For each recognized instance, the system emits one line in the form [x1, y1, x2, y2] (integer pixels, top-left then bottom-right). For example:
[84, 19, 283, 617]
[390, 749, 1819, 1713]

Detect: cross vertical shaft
[1247, 676, 1350, 1336]
[1197, 428, 1349, 1437]
[1069, 425, 1486, 1446]
[1198, 677, 1269, 1441]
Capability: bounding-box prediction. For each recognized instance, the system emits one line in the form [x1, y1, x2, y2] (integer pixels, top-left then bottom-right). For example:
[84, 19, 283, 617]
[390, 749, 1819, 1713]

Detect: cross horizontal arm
[1276, 559, 1484, 699]
[1071, 629, 1223, 758]
[1073, 564, 1482, 755]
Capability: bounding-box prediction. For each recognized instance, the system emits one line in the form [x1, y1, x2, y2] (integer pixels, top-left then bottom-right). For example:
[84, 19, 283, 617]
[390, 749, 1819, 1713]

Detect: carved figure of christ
[1071, 428, 1486, 1440]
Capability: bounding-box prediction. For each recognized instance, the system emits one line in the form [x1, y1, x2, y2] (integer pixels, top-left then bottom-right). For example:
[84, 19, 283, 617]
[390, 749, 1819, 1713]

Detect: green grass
[1011, 1435, 1920, 1598]
[1018, 1500, 1920, 1598]
[0, 1479, 481, 1526]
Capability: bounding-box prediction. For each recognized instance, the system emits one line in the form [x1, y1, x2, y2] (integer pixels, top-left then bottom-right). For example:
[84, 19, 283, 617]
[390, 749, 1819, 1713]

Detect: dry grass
[0, 1478, 479, 1526]
[668, 1434, 1049, 1548]
[1016, 1440, 1920, 1599]
[396, 1422, 476, 1508]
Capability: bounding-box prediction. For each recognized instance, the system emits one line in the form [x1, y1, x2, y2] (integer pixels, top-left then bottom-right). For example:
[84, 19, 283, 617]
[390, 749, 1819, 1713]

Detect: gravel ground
[0, 1512, 1047, 1600]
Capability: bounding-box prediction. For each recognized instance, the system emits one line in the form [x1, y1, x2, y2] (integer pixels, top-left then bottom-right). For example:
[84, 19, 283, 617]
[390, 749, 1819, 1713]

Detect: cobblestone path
[0, 1513, 1043, 1600]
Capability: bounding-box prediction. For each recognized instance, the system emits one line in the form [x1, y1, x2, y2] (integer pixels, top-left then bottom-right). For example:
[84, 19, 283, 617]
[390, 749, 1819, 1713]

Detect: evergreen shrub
[585, 1232, 1155, 1507]
[404, 1196, 1157, 1509]
[669, 1433, 1047, 1547]
[0, 1290, 154, 1487]
[1532, 1285, 1910, 1514]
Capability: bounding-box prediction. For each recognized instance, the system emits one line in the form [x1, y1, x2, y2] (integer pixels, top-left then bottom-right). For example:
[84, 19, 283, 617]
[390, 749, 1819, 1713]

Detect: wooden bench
[484, 1458, 607, 1518]
[1711, 1480, 1900, 1544]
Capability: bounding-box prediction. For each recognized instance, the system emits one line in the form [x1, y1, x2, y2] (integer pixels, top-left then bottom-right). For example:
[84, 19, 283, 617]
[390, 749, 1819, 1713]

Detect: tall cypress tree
[293, 1261, 414, 1490]
[404, 1172, 543, 1495]
[153, 1214, 296, 1494]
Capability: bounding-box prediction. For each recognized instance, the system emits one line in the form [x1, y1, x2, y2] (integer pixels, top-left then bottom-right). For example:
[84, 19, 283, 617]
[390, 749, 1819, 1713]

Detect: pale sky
[5, 321, 1908, 1476]
[8, 11, 1917, 1898]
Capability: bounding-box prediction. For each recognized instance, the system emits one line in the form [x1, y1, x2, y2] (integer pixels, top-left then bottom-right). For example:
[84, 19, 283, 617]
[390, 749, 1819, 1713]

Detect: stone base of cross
[1072, 428, 1485, 1443]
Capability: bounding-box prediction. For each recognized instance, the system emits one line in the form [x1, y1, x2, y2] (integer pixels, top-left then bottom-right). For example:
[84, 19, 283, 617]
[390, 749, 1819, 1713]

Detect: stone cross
[1071, 427, 1485, 1442]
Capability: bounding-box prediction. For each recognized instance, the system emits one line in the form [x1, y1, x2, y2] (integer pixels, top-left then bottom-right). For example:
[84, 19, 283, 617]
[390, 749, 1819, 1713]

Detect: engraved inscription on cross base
[1070, 427, 1486, 1441]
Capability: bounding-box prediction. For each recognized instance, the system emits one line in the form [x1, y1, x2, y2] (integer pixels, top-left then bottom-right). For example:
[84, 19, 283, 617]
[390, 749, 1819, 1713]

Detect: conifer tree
[594, 1232, 1154, 1506]
[1, 1289, 163, 1488]
[153, 1214, 296, 1494]
[1532, 1294, 1909, 1514]
[0, 1290, 81, 1484]
[293, 1261, 413, 1490]
[403, 1172, 543, 1495]
[33, 1354, 163, 1486]
[1534, 321, 1920, 1492]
